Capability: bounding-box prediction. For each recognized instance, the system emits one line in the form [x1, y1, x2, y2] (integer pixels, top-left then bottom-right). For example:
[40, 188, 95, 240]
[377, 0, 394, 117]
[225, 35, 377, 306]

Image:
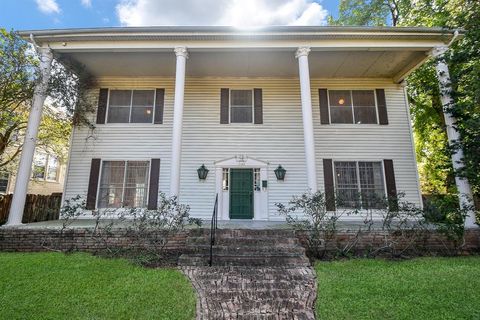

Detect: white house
[5, 26, 476, 226]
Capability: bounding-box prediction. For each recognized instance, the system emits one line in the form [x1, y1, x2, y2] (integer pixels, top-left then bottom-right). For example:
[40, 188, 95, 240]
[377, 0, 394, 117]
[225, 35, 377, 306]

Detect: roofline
[18, 26, 460, 44]
[18, 25, 457, 35]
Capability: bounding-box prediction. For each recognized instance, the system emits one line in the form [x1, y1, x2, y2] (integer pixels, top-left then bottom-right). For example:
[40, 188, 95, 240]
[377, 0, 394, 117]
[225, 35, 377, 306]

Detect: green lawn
[0, 252, 196, 320]
[315, 257, 480, 320]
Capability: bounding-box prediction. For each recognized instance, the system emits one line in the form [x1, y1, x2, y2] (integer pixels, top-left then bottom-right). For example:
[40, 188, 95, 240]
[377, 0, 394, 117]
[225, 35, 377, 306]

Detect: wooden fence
[0, 193, 62, 225]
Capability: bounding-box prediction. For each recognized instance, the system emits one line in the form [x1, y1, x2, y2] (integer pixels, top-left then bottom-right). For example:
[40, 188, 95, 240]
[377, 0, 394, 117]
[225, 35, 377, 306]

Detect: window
[334, 161, 385, 209]
[0, 173, 9, 193]
[253, 168, 261, 191]
[98, 161, 150, 208]
[329, 90, 378, 124]
[230, 90, 253, 123]
[222, 168, 229, 191]
[46, 156, 59, 181]
[32, 153, 59, 181]
[32, 153, 47, 179]
[107, 90, 155, 123]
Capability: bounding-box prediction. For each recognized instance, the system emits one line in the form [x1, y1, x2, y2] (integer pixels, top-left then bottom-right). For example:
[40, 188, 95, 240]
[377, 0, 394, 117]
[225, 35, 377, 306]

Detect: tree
[329, 0, 480, 201]
[328, 0, 409, 26]
[0, 28, 95, 175]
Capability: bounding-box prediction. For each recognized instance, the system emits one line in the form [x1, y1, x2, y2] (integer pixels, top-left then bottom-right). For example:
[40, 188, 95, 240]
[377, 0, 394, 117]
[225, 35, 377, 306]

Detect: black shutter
[319, 89, 330, 124]
[383, 159, 398, 210]
[148, 159, 160, 210]
[154, 89, 165, 124]
[86, 159, 101, 210]
[376, 89, 389, 125]
[323, 159, 336, 211]
[220, 88, 229, 124]
[96, 88, 108, 124]
[254, 88, 263, 124]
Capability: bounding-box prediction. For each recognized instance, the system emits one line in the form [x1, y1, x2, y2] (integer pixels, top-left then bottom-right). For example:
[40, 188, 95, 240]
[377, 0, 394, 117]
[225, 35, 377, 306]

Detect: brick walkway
[179, 229, 317, 319]
[181, 266, 317, 319]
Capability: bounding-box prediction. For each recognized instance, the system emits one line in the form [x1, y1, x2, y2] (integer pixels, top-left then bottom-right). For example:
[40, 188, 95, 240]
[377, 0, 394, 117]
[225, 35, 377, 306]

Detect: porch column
[296, 46, 318, 192]
[170, 46, 188, 197]
[6, 47, 53, 226]
[433, 45, 477, 228]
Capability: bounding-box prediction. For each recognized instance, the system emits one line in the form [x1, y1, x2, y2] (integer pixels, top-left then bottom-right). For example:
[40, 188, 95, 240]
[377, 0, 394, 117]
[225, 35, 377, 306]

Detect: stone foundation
[0, 227, 479, 257]
[296, 228, 480, 256]
[0, 228, 188, 252]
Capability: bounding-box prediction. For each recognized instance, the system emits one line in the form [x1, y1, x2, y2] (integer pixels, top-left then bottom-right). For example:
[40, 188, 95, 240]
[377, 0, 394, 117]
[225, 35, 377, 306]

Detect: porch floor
[7, 219, 399, 230]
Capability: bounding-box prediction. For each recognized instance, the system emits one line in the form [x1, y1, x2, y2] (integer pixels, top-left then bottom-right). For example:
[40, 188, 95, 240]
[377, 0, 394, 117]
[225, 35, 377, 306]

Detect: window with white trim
[329, 90, 378, 124]
[230, 89, 253, 123]
[107, 90, 155, 123]
[32, 153, 59, 182]
[97, 160, 150, 208]
[334, 161, 386, 209]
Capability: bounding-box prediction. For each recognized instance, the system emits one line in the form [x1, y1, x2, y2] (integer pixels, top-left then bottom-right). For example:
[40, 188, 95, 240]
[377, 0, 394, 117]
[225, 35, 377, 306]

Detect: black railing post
[209, 194, 218, 267]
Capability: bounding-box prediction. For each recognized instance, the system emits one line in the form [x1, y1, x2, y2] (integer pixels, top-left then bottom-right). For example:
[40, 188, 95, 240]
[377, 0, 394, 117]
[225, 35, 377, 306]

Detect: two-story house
[7, 26, 469, 224]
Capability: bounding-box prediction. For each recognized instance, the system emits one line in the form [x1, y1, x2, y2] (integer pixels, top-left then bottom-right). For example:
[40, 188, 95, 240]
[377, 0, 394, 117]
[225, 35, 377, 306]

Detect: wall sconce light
[197, 164, 209, 180]
[274, 165, 286, 181]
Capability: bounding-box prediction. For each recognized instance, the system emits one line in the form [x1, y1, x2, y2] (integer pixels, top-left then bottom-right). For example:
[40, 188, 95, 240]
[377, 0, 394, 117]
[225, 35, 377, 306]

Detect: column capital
[174, 46, 189, 59]
[295, 46, 311, 59]
[431, 45, 449, 58]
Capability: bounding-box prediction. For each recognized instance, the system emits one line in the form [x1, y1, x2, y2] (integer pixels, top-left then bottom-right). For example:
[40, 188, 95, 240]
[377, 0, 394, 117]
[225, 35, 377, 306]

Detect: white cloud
[116, 0, 328, 27]
[81, 0, 92, 8]
[35, 0, 61, 14]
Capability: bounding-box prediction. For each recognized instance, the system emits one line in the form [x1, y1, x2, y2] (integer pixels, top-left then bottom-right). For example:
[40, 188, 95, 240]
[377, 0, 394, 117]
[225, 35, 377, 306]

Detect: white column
[169, 46, 188, 197]
[296, 47, 318, 192]
[433, 46, 477, 228]
[6, 47, 53, 226]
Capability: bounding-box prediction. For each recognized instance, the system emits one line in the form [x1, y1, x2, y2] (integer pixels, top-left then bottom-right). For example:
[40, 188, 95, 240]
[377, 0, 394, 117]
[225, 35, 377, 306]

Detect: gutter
[18, 25, 459, 44]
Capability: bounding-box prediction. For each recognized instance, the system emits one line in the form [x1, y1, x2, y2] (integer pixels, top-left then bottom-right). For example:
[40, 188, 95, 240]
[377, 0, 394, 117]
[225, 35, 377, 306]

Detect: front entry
[229, 169, 254, 219]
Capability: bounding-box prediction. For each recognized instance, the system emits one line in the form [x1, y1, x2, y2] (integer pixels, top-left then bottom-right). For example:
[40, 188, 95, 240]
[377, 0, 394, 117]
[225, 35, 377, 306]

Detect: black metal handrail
[208, 193, 218, 267]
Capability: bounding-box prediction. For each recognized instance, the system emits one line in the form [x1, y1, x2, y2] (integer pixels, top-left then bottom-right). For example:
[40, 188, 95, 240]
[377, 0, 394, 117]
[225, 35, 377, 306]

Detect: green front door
[229, 169, 254, 219]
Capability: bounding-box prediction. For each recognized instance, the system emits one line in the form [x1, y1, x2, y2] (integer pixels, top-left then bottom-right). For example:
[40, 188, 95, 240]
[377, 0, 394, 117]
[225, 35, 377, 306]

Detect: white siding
[64, 77, 421, 220]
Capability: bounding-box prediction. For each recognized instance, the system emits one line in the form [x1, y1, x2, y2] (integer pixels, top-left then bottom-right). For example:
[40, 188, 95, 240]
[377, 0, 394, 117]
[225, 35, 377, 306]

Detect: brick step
[186, 244, 305, 255]
[189, 228, 296, 238]
[178, 254, 310, 267]
[187, 236, 300, 246]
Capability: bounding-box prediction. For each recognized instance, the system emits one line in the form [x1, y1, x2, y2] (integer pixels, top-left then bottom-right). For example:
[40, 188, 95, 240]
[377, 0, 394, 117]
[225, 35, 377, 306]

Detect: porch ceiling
[60, 49, 427, 80]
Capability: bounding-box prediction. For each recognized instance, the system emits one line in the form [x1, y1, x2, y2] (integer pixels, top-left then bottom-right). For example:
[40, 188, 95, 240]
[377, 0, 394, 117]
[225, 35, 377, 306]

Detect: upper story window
[230, 89, 253, 123]
[107, 90, 155, 124]
[329, 90, 378, 124]
[32, 153, 59, 182]
[97, 160, 150, 208]
[334, 161, 386, 209]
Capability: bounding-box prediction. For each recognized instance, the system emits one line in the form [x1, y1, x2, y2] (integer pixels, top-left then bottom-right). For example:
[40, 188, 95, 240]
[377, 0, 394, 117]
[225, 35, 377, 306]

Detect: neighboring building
[1, 151, 66, 195]
[17, 26, 459, 221]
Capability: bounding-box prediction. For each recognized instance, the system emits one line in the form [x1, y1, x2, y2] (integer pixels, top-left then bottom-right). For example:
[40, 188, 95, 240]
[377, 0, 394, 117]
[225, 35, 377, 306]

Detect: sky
[0, 0, 340, 31]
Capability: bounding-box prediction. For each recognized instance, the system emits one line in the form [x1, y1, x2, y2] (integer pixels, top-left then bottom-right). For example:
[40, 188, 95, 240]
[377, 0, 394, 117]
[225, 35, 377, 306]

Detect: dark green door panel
[229, 169, 254, 219]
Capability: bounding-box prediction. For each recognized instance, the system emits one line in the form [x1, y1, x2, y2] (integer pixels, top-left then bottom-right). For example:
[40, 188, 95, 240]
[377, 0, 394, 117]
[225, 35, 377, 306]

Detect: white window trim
[229, 88, 255, 124]
[96, 159, 151, 210]
[32, 153, 58, 182]
[332, 159, 388, 211]
[105, 88, 157, 125]
[327, 89, 379, 125]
